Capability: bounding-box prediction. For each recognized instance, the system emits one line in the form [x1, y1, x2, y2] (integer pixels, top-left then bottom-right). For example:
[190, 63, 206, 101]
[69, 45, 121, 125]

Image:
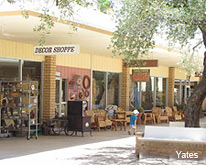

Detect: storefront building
[0, 10, 200, 123]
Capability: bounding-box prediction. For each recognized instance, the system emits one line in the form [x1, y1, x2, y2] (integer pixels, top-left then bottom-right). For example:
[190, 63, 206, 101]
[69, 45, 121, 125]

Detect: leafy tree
[111, 0, 206, 127]
[96, 0, 114, 14]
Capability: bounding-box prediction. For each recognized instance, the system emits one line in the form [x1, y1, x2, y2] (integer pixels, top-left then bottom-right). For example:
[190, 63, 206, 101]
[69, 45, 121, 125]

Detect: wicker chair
[94, 109, 112, 131]
[86, 110, 96, 129]
[152, 107, 168, 124]
[172, 106, 182, 121]
[165, 106, 174, 121]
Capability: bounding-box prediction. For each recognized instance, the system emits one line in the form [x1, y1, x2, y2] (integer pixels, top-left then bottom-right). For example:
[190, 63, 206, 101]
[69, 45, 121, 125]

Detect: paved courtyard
[0, 119, 206, 165]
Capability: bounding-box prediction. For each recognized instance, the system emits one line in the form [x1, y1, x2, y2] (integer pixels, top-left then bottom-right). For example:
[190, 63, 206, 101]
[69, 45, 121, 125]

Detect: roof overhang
[0, 10, 182, 67]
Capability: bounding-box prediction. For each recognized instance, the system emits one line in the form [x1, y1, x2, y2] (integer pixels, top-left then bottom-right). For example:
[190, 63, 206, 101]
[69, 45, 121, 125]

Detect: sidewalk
[0, 124, 145, 160]
[0, 120, 206, 165]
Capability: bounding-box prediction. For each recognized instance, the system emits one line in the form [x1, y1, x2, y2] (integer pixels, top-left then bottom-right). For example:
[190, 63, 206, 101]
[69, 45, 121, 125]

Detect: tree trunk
[185, 52, 206, 127]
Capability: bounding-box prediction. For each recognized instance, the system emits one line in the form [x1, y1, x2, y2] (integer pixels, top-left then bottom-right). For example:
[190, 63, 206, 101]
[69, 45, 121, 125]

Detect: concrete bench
[136, 126, 206, 160]
[169, 121, 206, 128]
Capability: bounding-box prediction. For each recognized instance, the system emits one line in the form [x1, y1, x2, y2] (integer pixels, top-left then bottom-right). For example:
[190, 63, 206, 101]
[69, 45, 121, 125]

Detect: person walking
[128, 109, 139, 135]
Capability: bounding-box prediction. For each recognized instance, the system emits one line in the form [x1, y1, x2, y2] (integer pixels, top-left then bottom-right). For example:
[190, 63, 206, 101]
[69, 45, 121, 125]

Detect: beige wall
[0, 39, 122, 73]
[56, 53, 91, 69]
[0, 39, 200, 81]
[57, 54, 122, 72]
[0, 39, 44, 61]
[175, 68, 199, 81]
[92, 55, 122, 73]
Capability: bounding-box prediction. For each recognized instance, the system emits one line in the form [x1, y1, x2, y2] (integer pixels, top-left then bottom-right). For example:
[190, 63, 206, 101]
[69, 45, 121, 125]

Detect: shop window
[107, 73, 119, 106]
[129, 77, 138, 110]
[92, 71, 106, 109]
[141, 77, 154, 109]
[174, 79, 181, 105]
[155, 77, 167, 108]
[0, 58, 18, 80]
[22, 61, 41, 82]
[55, 78, 67, 117]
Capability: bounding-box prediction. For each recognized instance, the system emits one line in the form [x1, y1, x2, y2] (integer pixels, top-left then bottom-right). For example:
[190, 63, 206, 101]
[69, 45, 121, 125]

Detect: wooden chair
[94, 109, 112, 131]
[96, 115, 107, 131]
[86, 110, 96, 129]
[152, 107, 168, 124]
[112, 111, 127, 131]
[165, 106, 174, 121]
[116, 107, 123, 112]
[172, 106, 182, 121]
[143, 112, 156, 125]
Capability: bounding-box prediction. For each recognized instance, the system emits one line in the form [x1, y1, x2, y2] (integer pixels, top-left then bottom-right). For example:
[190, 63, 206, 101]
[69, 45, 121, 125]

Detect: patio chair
[94, 109, 112, 131]
[96, 115, 107, 131]
[112, 111, 127, 131]
[152, 107, 168, 124]
[86, 110, 97, 129]
[143, 108, 156, 125]
[165, 106, 174, 121]
[172, 106, 182, 121]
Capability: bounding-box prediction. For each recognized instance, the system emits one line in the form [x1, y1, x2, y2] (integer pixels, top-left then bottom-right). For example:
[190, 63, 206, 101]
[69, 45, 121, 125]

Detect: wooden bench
[136, 126, 206, 160]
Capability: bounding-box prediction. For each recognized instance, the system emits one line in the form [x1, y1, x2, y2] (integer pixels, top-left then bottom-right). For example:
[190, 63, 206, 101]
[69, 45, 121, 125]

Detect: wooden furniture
[165, 106, 174, 121]
[96, 115, 107, 131]
[172, 106, 182, 121]
[111, 111, 127, 131]
[136, 126, 206, 160]
[143, 112, 156, 125]
[152, 107, 168, 124]
[85, 110, 96, 129]
[91, 109, 112, 131]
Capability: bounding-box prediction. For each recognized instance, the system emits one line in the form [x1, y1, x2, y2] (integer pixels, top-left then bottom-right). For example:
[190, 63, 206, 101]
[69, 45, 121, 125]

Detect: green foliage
[7, 0, 16, 4]
[177, 49, 203, 78]
[96, 0, 113, 14]
[111, 0, 206, 63]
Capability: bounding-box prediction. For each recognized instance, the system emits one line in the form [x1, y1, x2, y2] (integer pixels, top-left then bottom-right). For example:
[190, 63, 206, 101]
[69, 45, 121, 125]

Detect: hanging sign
[33, 45, 80, 55]
[132, 69, 150, 82]
[124, 60, 158, 67]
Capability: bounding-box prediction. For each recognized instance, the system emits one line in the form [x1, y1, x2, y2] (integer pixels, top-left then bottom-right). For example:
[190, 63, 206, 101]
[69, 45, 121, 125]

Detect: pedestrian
[128, 109, 139, 135]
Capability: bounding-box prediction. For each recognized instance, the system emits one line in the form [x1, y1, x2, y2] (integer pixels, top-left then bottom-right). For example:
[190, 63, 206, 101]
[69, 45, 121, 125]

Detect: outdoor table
[111, 111, 127, 131]
[111, 119, 127, 131]
[143, 111, 156, 125]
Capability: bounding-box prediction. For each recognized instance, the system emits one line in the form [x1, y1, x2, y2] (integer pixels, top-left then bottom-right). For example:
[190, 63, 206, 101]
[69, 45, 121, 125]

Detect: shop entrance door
[56, 78, 68, 118]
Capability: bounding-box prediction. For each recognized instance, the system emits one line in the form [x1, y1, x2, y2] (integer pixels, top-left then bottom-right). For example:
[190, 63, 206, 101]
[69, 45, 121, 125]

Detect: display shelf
[0, 80, 39, 140]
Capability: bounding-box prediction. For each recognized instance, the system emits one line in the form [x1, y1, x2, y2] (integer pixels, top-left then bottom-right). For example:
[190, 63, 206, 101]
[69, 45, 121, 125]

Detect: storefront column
[168, 67, 175, 106]
[121, 63, 130, 111]
[43, 56, 56, 119]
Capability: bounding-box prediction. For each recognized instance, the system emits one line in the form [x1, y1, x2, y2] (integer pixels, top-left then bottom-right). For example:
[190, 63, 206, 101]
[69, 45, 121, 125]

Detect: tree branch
[192, 41, 203, 50]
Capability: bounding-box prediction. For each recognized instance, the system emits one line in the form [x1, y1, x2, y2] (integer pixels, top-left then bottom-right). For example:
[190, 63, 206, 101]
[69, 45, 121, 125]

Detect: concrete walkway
[0, 119, 206, 165]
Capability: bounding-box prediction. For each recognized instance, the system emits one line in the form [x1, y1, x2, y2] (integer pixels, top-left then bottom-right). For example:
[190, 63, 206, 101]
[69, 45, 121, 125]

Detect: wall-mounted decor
[69, 75, 82, 92]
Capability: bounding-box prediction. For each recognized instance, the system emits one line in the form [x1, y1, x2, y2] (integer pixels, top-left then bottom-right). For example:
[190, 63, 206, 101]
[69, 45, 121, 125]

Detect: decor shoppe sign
[132, 69, 150, 82]
[33, 45, 80, 55]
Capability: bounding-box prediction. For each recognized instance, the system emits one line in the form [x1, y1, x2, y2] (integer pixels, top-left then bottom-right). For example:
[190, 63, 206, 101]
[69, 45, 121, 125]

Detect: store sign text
[33, 45, 80, 55]
[132, 69, 150, 82]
